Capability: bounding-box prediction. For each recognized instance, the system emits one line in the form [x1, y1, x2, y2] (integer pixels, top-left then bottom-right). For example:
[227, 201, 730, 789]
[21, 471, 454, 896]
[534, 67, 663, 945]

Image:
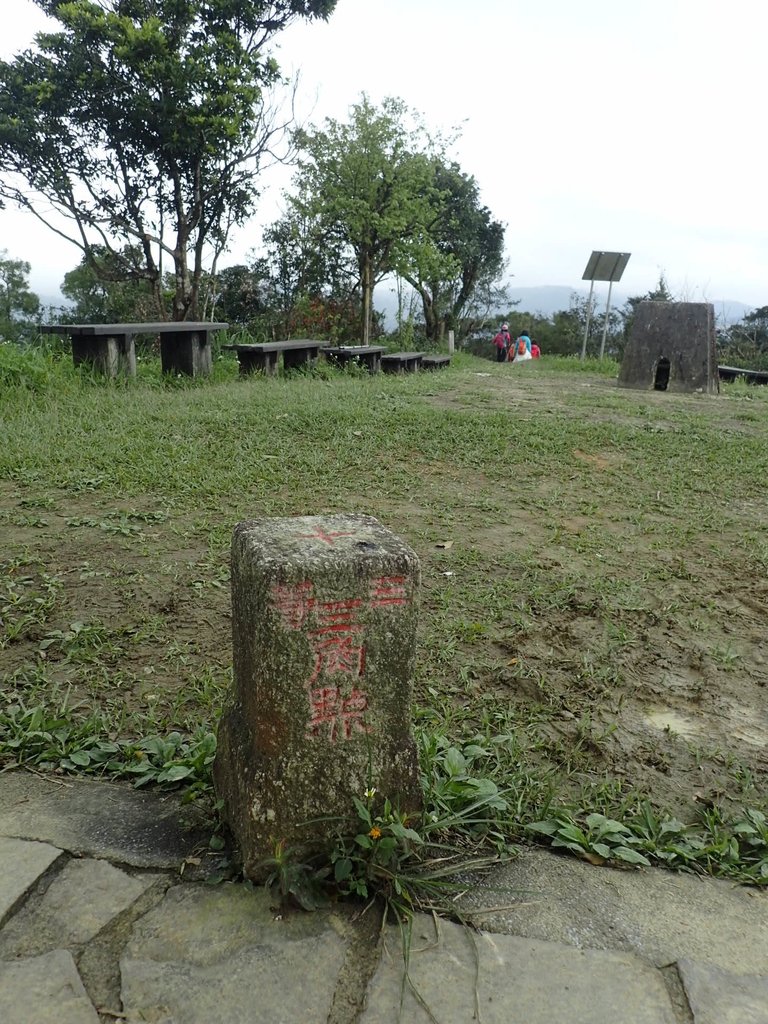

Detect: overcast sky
[2, 0, 767, 312]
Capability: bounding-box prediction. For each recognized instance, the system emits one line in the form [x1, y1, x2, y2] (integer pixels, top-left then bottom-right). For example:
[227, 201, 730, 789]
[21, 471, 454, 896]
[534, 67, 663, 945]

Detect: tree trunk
[360, 252, 373, 345]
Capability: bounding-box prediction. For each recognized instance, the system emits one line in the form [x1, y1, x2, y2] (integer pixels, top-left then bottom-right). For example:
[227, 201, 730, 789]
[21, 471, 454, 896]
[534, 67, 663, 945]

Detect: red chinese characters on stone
[270, 581, 315, 630]
[369, 575, 408, 608]
[307, 598, 370, 740]
[269, 582, 372, 742]
[308, 599, 365, 683]
[297, 527, 356, 546]
[307, 685, 370, 741]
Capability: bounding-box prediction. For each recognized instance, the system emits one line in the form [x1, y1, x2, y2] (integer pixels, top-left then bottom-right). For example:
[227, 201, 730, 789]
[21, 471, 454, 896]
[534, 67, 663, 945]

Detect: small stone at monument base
[214, 514, 423, 878]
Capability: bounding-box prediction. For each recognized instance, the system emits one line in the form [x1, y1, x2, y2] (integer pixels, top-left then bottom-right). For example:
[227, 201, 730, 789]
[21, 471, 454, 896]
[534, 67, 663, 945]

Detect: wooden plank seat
[39, 321, 228, 378]
[320, 345, 387, 374]
[718, 365, 768, 385]
[221, 340, 322, 376]
[381, 351, 425, 374]
[420, 355, 451, 370]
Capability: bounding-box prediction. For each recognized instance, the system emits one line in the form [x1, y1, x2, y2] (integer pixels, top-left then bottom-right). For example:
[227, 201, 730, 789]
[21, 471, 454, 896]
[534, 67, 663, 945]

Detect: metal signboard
[580, 251, 632, 359]
[582, 251, 631, 283]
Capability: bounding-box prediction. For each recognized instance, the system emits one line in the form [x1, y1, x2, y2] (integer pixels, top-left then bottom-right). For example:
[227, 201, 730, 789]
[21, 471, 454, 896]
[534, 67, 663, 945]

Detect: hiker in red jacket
[493, 323, 511, 362]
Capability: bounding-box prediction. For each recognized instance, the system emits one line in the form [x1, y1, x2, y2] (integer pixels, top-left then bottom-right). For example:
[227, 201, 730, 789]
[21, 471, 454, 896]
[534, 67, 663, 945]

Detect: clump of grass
[0, 696, 216, 803]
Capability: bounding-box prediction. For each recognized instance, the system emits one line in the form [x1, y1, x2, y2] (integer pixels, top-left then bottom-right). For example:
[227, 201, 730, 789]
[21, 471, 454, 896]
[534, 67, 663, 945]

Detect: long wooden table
[39, 322, 229, 377]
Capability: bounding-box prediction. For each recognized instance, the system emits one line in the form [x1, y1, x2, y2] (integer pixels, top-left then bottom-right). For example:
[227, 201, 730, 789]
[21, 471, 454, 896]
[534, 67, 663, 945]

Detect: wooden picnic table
[320, 345, 387, 374]
[39, 321, 228, 378]
[221, 339, 322, 376]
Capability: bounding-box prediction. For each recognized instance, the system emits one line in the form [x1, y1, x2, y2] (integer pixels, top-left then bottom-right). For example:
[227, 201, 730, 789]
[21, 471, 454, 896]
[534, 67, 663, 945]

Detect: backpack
[517, 338, 526, 356]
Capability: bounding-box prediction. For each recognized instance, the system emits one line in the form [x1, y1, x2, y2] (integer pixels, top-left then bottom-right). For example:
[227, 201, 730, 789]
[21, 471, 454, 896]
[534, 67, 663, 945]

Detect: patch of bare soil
[1, 486, 232, 726]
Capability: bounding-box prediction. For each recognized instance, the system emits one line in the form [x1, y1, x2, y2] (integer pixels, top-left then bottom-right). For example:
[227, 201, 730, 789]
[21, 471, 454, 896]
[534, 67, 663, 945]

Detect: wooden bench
[320, 345, 387, 374]
[718, 365, 768, 385]
[222, 340, 322, 376]
[381, 351, 425, 374]
[39, 321, 228, 378]
[420, 355, 451, 370]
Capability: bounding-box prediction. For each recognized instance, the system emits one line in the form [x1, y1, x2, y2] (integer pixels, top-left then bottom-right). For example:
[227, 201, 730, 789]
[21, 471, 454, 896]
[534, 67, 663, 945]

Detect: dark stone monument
[214, 514, 423, 878]
[618, 301, 719, 394]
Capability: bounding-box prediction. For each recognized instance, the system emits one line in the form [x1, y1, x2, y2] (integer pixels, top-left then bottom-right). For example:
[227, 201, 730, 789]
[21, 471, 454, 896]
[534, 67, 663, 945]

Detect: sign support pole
[581, 279, 595, 360]
[599, 279, 615, 359]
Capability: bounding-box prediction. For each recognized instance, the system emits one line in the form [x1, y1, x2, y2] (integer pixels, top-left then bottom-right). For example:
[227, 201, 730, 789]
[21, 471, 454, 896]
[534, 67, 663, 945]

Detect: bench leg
[160, 331, 212, 377]
[283, 349, 317, 371]
[72, 335, 135, 377]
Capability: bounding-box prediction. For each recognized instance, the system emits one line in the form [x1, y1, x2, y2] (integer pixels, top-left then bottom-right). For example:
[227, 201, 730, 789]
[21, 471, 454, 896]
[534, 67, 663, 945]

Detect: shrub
[0, 342, 51, 392]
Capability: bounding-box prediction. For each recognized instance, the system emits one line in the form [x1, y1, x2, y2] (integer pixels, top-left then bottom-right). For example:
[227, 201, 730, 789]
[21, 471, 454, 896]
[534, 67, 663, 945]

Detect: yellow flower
[368, 826, 382, 840]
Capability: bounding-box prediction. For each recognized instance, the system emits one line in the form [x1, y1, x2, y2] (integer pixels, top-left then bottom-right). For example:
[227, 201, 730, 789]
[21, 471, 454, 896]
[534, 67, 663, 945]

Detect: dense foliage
[259, 96, 507, 344]
[0, 0, 336, 321]
[0, 251, 40, 341]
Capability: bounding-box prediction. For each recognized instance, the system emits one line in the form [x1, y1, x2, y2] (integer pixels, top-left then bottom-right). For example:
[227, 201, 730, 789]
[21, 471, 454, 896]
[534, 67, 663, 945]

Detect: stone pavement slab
[678, 959, 768, 1024]
[459, 847, 768, 975]
[0, 835, 63, 922]
[360, 915, 677, 1024]
[0, 771, 209, 868]
[0, 857, 156, 957]
[120, 882, 350, 1024]
[0, 948, 99, 1024]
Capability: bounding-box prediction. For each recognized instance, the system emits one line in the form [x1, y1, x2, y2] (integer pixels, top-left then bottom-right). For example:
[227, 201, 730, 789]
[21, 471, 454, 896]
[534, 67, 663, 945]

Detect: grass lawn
[2, 346, 767, 880]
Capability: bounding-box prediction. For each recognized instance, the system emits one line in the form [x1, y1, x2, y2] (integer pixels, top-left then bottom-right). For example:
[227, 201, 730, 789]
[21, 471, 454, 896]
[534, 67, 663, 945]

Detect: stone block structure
[618, 301, 719, 394]
[214, 514, 423, 877]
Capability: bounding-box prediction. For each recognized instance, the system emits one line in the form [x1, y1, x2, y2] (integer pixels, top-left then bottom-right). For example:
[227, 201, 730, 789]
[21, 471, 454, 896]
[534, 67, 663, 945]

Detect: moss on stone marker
[214, 514, 423, 878]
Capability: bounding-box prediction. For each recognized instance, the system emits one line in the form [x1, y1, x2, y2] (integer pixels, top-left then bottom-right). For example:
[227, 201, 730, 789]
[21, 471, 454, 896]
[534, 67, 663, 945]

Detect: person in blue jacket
[512, 331, 532, 361]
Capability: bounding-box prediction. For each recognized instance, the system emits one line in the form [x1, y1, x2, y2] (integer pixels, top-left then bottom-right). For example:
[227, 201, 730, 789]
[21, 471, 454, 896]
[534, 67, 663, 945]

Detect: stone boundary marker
[214, 514, 423, 878]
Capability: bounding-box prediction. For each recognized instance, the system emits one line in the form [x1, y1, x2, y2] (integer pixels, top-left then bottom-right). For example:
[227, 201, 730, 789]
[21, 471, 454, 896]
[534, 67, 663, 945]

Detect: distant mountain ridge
[506, 285, 754, 325]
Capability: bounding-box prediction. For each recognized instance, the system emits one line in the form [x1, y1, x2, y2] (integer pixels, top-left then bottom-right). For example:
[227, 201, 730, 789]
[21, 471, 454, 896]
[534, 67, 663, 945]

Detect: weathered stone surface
[618, 301, 718, 394]
[214, 514, 422, 875]
[0, 857, 155, 957]
[120, 882, 348, 1024]
[360, 917, 676, 1023]
[0, 835, 63, 923]
[678, 959, 768, 1024]
[0, 949, 99, 1024]
[0, 771, 209, 869]
[458, 847, 768, 975]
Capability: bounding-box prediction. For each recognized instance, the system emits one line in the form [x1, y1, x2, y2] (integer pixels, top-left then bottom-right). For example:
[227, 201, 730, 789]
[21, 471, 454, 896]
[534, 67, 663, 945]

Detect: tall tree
[0, 251, 40, 339]
[399, 160, 506, 341]
[286, 96, 440, 344]
[0, 0, 336, 321]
